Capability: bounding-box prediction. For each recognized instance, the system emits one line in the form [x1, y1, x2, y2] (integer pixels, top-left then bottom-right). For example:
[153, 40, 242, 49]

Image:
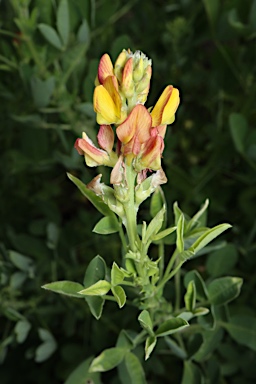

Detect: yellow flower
[93, 76, 126, 125]
[151, 85, 180, 127]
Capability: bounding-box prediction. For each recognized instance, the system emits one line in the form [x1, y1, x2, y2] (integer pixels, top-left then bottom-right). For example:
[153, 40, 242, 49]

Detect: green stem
[158, 242, 165, 279]
[174, 263, 181, 312]
[122, 165, 139, 252]
[118, 218, 128, 253]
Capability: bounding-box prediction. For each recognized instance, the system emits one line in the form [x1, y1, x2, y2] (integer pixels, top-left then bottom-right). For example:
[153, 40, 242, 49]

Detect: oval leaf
[67, 173, 114, 217]
[38, 24, 63, 50]
[57, 0, 70, 46]
[190, 224, 232, 254]
[156, 317, 189, 337]
[89, 347, 127, 372]
[145, 336, 157, 360]
[79, 280, 111, 296]
[138, 310, 154, 336]
[42, 281, 84, 298]
[112, 286, 126, 308]
[184, 280, 196, 312]
[124, 352, 147, 384]
[208, 276, 243, 305]
[111, 262, 125, 286]
[93, 216, 119, 235]
[64, 357, 102, 384]
[223, 315, 256, 351]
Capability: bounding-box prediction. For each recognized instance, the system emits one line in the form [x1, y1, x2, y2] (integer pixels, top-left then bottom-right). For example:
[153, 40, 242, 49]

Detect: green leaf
[83, 255, 106, 319]
[206, 244, 238, 277]
[89, 347, 127, 372]
[67, 173, 114, 217]
[208, 276, 243, 305]
[184, 280, 196, 312]
[93, 216, 119, 234]
[57, 0, 70, 46]
[84, 255, 106, 287]
[202, 0, 219, 27]
[42, 281, 84, 298]
[150, 187, 165, 218]
[30, 76, 55, 108]
[112, 286, 126, 308]
[194, 328, 224, 362]
[176, 213, 185, 253]
[228, 9, 248, 34]
[64, 356, 102, 384]
[186, 199, 209, 232]
[144, 206, 165, 244]
[223, 315, 256, 351]
[165, 336, 188, 359]
[184, 270, 208, 301]
[173, 201, 183, 226]
[111, 262, 125, 286]
[178, 249, 195, 264]
[156, 317, 189, 337]
[77, 19, 90, 44]
[79, 280, 111, 296]
[124, 352, 147, 384]
[38, 23, 63, 50]
[9, 250, 34, 273]
[152, 226, 177, 242]
[189, 224, 231, 254]
[249, 0, 256, 30]
[138, 310, 154, 336]
[145, 336, 157, 360]
[116, 330, 134, 350]
[181, 361, 203, 384]
[35, 329, 57, 362]
[229, 113, 248, 153]
[14, 320, 31, 343]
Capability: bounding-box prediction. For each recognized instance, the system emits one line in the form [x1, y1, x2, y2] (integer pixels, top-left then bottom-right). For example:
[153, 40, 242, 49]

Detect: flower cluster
[75, 49, 180, 183]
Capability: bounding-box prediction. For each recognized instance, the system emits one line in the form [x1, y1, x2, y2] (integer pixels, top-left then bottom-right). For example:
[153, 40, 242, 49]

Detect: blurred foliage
[0, 0, 256, 383]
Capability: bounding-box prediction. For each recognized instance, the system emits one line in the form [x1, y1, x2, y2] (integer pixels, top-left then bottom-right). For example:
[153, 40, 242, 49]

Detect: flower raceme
[75, 49, 180, 175]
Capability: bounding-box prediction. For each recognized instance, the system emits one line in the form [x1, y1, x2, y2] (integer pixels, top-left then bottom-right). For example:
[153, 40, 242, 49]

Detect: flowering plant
[43, 49, 242, 383]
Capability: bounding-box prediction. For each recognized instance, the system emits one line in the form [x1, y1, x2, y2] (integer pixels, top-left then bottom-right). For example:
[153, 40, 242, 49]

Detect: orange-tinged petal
[97, 125, 114, 153]
[98, 53, 114, 84]
[139, 136, 164, 171]
[93, 85, 120, 124]
[74, 134, 109, 167]
[122, 57, 134, 97]
[116, 104, 152, 145]
[161, 88, 180, 124]
[150, 85, 173, 127]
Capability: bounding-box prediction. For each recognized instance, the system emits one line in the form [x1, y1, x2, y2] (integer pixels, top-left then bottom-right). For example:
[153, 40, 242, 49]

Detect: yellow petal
[150, 85, 173, 127]
[93, 85, 119, 124]
[103, 76, 122, 115]
[161, 88, 180, 124]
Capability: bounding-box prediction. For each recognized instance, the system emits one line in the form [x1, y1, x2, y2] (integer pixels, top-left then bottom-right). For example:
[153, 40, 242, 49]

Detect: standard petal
[161, 87, 180, 124]
[116, 104, 152, 145]
[93, 85, 120, 124]
[98, 53, 114, 84]
[150, 85, 174, 127]
[97, 125, 115, 153]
